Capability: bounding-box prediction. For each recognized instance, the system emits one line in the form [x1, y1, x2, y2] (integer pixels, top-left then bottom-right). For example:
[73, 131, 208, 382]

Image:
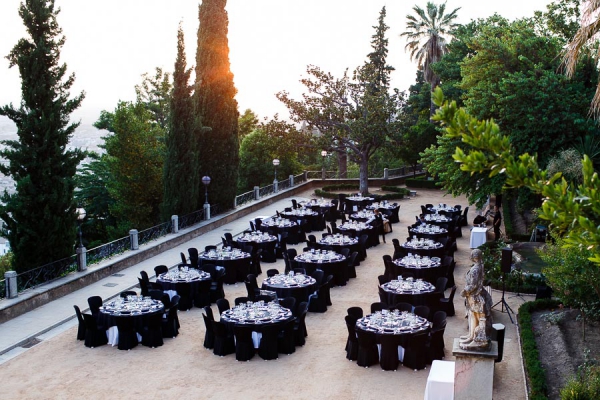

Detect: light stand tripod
[509, 266, 525, 302]
[492, 272, 515, 324]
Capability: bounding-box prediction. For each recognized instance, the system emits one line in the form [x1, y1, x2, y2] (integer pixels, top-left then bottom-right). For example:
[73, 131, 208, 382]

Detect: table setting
[157, 267, 211, 300]
[424, 214, 452, 224]
[356, 310, 430, 336]
[410, 224, 448, 240]
[98, 296, 164, 346]
[198, 248, 252, 284]
[380, 277, 436, 306]
[295, 249, 348, 286]
[262, 272, 318, 303]
[401, 237, 444, 257]
[393, 253, 443, 283]
[236, 232, 278, 262]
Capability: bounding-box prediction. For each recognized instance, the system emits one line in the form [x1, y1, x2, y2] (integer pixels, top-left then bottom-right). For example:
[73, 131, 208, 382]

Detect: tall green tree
[103, 102, 164, 236]
[278, 7, 403, 194]
[135, 67, 172, 131]
[401, 1, 460, 118]
[162, 25, 199, 219]
[238, 108, 259, 143]
[195, 0, 239, 211]
[0, 0, 85, 273]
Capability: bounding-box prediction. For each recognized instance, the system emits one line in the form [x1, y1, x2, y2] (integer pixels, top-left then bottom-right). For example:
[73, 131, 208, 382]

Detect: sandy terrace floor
[0, 188, 530, 400]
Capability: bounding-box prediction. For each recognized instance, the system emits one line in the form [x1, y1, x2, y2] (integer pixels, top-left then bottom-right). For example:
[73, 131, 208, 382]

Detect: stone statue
[460, 249, 493, 351]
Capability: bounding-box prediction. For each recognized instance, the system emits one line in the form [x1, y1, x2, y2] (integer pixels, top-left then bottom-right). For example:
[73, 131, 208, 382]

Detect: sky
[0, 0, 554, 127]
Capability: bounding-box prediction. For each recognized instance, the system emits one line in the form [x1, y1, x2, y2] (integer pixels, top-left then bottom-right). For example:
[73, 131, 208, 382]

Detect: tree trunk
[337, 151, 347, 178]
[359, 154, 369, 195]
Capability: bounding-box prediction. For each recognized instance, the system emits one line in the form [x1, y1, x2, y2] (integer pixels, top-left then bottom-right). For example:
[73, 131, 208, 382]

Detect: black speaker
[501, 248, 512, 273]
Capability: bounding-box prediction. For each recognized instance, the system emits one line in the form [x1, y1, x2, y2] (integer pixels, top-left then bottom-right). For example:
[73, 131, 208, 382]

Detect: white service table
[424, 360, 455, 400]
[469, 227, 488, 248]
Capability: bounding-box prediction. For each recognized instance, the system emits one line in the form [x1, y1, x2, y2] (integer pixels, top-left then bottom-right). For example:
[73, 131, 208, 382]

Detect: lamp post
[75, 207, 87, 271]
[321, 150, 327, 180]
[273, 158, 280, 193]
[202, 175, 211, 220]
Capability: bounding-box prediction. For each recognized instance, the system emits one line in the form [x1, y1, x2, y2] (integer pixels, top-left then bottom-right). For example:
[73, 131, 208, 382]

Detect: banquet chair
[377, 275, 390, 286]
[195, 279, 213, 308]
[140, 270, 150, 285]
[460, 206, 469, 227]
[267, 268, 280, 278]
[120, 290, 137, 298]
[345, 315, 359, 361]
[235, 296, 251, 306]
[179, 252, 189, 268]
[308, 275, 331, 313]
[358, 235, 369, 260]
[279, 296, 297, 313]
[390, 302, 413, 313]
[205, 245, 217, 253]
[82, 313, 108, 348]
[258, 323, 281, 360]
[73, 305, 87, 341]
[392, 238, 405, 260]
[188, 247, 199, 269]
[149, 289, 164, 301]
[224, 232, 234, 246]
[294, 302, 309, 346]
[233, 325, 256, 361]
[438, 286, 456, 317]
[429, 312, 447, 361]
[212, 320, 235, 357]
[141, 311, 164, 348]
[347, 251, 358, 281]
[249, 220, 256, 232]
[403, 331, 430, 371]
[160, 293, 172, 311]
[434, 277, 448, 295]
[370, 302, 388, 314]
[445, 259, 456, 289]
[356, 329, 379, 368]
[382, 255, 395, 281]
[246, 274, 261, 299]
[278, 318, 297, 355]
[154, 265, 168, 277]
[378, 286, 389, 305]
[431, 311, 447, 331]
[414, 305, 431, 321]
[347, 306, 364, 320]
[379, 334, 401, 371]
[162, 297, 180, 338]
[202, 308, 215, 349]
[138, 279, 149, 297]
[309, 269, 324, 286]
[291, 199, 299, 209]
[175, 282, 194, 311]
[209, 267, 226, 304]
[390, 204, 400, 224]
[286, 248, 298, 270]
[216, 298, 231, 315]
[307, 234, 317, 244]
[114, 316, 139, 351]
[87, 296, 103, 319]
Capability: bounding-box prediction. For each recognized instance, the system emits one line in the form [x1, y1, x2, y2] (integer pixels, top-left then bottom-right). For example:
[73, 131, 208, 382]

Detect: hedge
[518, 299, 560, 400]
[405, 177, 439, 189]
[314, 184, 409, 201]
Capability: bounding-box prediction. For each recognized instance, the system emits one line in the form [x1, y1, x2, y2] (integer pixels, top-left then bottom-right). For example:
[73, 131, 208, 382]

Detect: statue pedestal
[452, 339, 498, 400]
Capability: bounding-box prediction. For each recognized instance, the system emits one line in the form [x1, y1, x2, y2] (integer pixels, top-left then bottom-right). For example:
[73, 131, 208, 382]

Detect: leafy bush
[518, 299, 561, 400]
[538, 236, 600, 323]
[479, 240, 545, 294]
[0, 252, 13, 277]
[560, 356, 600, 399]
[315, 184, 409, 200]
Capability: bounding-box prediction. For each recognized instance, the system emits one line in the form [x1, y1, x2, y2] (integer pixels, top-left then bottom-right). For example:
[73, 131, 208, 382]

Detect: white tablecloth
[469, 227, 488, 248]
[424, 360, 455, 400]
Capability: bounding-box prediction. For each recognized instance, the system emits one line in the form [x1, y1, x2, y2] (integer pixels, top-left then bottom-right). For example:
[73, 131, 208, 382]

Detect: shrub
[561, 362, 600, 400]
[315, 185, 409, 200]
[405, 176, 439, 189]
[518, 298, 560, 400]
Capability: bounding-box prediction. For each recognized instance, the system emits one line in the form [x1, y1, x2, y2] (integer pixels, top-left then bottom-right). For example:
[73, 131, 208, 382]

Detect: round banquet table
[294, 251, 348, 286]
[157, 268, 211, 303]
[198, 249, 252, 284]
[98, 298, 164, 346]
[261, 273, 318, 304]
[317, 234, 361, 260]
[337, 221, 377, 248]
[220, 301, 294, 348]
[379, 279, 440, 308]
[400, 238, 445, 258]
[427, 205, 461, 219]
[393, 255, 443, 283]
[423, 214, 452, 226]
[409, 225, 448, 241]
[235, 232, 278, 263]
[367, 202, 400, 223]
[259, 218, 301, 244]
[355, 311, 431, 356]
[281, 209, 318, 232]
[345, 196, 374, 211]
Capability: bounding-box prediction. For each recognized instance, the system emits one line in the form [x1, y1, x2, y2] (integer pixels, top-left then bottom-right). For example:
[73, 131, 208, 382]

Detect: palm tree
[564, 0, 600, 118]
[401, 1, 460, 119]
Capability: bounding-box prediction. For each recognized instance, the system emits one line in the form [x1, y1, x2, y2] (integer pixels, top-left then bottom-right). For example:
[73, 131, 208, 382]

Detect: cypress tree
[195, 0, 239, 211]
[0, 0, 85, 273]
[162, 25, 199, 219]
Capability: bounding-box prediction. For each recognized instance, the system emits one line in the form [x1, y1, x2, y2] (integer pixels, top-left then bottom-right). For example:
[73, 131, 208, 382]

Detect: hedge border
[405, 177, 439, 189]
[314, 184, 410, 201]
[518, 298, 560, 400]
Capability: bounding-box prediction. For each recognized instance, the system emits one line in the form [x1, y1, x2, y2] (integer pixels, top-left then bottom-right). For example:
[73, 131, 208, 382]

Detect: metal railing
[179, 209, 206, 230]
[87, 236, 131, 265]
[138, 220, 172, 247]
[294, 173, 306, 185]
[234, 190, 255, 208]
[258, 183, 275, 198]
[13, 255, 78, 296]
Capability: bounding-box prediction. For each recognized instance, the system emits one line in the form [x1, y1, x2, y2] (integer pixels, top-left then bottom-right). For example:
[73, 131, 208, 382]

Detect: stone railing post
[303, 170, 308, 181]
[384, 168, 389, 179]
[129, 229, 139, 250]
[76, 246, 87, 272]
[204, 203, 211, 220]
[289, 174, 294, 187]
[5, 270, 17, 299]
[171, 215, 179, 233]
[254, 186, 260, 200]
